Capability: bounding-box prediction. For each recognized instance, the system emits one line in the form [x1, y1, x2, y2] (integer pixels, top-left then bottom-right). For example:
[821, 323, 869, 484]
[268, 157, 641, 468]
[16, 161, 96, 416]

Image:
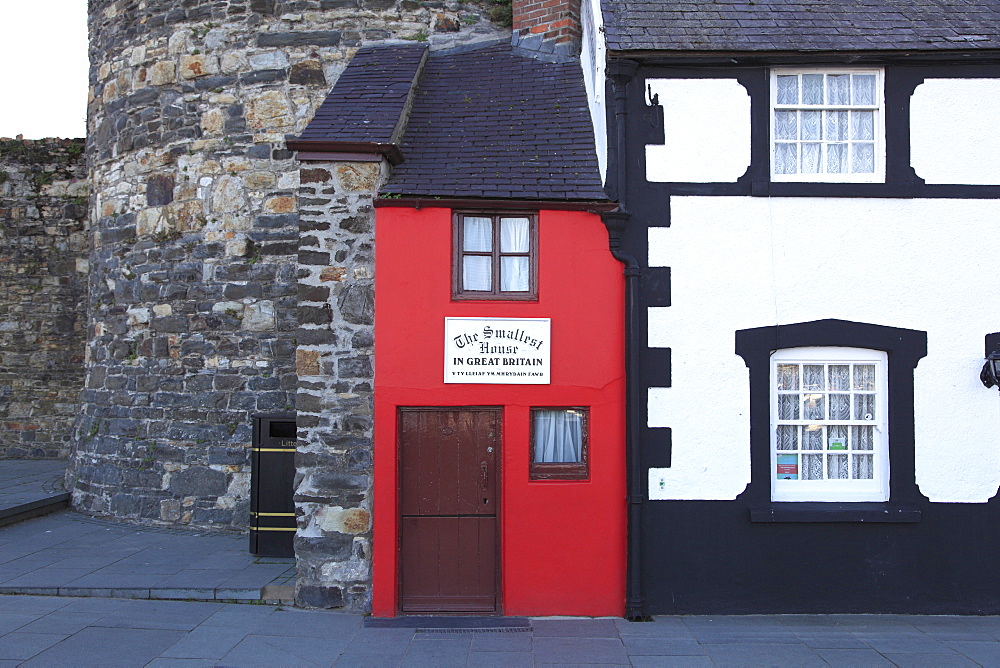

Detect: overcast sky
[0, 1, 89, 139]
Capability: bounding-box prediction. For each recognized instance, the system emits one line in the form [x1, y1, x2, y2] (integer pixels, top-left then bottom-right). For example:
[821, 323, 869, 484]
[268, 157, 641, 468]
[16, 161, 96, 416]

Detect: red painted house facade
[372, 204, 624, 616]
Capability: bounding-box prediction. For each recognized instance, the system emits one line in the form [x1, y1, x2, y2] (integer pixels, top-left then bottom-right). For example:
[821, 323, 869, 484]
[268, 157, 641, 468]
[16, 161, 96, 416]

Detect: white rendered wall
[647, 197, 1000, 503]
[911, 79, 1000, 186]
[646, 79, 751, 183]
[580, 0, 607, 183]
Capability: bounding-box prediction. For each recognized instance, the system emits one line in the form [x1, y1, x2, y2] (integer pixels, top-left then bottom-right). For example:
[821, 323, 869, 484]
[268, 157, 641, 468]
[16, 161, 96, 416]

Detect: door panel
[399, 408, 499, 613]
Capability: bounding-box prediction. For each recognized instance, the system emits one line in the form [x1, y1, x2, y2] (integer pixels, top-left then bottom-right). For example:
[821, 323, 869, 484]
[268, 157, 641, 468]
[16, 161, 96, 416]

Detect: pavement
[6, 460, 1000, 665]
[0, 460, 69, 527]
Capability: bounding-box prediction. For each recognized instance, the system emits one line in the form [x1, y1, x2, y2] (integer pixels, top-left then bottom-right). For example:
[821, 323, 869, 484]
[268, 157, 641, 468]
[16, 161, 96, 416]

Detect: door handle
[480, 462, 489, 490]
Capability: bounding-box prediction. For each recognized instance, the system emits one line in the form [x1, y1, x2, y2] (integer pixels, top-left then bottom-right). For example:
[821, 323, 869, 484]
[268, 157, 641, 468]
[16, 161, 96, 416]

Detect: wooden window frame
[529, 407, 589, 481]
[452, 211, 539, 301]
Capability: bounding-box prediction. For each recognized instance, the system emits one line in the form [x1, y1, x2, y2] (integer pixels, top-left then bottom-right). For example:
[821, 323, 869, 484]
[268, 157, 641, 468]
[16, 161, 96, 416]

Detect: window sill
[749, 503, 921, 523]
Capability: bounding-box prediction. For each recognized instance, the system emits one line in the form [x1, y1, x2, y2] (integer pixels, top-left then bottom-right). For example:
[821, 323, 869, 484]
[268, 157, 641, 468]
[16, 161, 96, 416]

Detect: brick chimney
[512, 0, 582, 56]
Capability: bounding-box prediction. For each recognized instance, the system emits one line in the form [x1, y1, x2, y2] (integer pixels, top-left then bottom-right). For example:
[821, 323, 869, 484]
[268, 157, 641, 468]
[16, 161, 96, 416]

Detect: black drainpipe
[603, 60, 649, 622]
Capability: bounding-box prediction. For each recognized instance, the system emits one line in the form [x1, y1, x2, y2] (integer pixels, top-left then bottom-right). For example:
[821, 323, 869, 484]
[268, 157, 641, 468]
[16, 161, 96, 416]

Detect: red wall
[373, 206, 625, 617]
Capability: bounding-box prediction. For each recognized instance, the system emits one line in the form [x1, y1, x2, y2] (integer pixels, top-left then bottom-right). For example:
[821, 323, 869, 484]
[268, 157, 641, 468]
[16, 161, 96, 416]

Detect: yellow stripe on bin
[252, 448, 295, 452]
[252, 512, 296, 517]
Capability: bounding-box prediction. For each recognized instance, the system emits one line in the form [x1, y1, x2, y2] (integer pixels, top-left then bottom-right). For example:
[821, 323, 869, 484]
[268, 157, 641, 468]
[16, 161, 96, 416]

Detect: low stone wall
[0, 138, 89, 459]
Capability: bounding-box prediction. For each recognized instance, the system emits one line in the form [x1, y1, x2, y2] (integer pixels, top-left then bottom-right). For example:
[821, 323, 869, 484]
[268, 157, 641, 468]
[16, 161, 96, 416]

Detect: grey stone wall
[294, 161, 380, 610]
[0, 139, 89, 459]
[77, 0, 505, 610]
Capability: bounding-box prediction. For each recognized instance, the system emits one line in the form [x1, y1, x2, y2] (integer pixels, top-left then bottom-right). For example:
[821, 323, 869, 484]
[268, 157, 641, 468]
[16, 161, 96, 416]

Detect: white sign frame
[444, 317, 551, 384]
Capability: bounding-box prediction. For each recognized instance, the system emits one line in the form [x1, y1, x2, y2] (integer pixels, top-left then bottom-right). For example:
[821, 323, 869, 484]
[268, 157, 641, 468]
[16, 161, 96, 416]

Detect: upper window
[771, 69, 884, 183]
[530, 407, 588, 480]
[771, 347, 888, 502]
[453, 212, 537, 300]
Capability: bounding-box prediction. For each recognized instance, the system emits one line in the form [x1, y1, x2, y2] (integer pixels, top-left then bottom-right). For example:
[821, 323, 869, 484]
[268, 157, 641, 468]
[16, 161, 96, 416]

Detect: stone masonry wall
[294, 160, 381, 610]
[0, 139, 89, 459]
[78, 0, 504, 609]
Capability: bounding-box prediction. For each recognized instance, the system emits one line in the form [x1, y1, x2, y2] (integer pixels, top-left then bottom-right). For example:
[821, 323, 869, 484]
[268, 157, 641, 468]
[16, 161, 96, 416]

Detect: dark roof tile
[603, 0, 1000, 52]
[296, 43, 427, 144]
[381, 42, 608, 201]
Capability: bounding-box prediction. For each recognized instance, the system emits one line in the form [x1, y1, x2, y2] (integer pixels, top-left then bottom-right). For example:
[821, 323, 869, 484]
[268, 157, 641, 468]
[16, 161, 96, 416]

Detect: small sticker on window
[776, 454, 799, 480]
[828, 438, 846, 450]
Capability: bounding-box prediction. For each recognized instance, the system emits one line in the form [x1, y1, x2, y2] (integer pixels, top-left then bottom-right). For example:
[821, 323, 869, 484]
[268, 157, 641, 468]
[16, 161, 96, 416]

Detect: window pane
[853, 425, 874, 450]
[828, 365, 850, 390]
[774, 143, 798, 174]
[803, 426, 823, 450]
[827, 143, 848, 173]
[500, 256, 529, 292]
[774, 111, 798, 140]
[803, 365, 824, 390]
[776, 425, 798, 450]
[462, 255, 492, 291]
[854, 394, 875, 421]
[828, 424, 848, 449]
[827, 74, 849, 104]
[533, 409, 583, 463]
[777, 364, 800, 390]
[802, 454, 823, 479]
[499, 218, 529, 253]
[829, 394, 850, 420]
[801, 143, 821, 173]
[801, 111, 822, 140]
[828, 454, 849, 479]
[803, 394, 825, 420]
[463, 217, 492, 252]
[852, 110, 874, 140]
[802, 74, 823, 104]
[854, 364, 876, 390]
[853, 454, 874, 479]
[778, 393, 800, 420]
[853, 142, 875, 173]
[776, 75, 798, 104]
[826, 110, 848, 140]
[853, 74, 876, 105]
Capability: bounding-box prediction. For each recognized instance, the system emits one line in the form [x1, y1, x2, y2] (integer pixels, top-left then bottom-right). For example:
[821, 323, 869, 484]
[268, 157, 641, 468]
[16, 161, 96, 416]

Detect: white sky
[0, 1, 89, 139]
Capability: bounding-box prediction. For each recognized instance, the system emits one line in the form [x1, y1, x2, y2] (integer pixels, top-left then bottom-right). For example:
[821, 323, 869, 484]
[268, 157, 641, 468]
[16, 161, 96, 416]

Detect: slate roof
[294, 43, 427, 144]
[602, 0, 1000, 53]
[380, 42, 607, 201]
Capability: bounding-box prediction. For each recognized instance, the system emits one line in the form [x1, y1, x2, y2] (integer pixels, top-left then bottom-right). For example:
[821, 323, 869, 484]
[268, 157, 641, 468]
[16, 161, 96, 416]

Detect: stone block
[149, 60, 176, 85]
[338, 285, 374, 325]
[146, 173, 175, 206]
[179, 54, 219, 79]
[296, 585, 345, 609]
[169, 466, 228, 497]
[289, 60, 327, 87]
[297, 349, 321, 376]
[300, 168, 331, 183]
[335, 163, 381, 191]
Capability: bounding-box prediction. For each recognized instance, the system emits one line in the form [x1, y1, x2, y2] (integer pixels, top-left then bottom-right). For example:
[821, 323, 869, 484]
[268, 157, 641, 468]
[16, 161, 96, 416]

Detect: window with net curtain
[454, 213, 537, 300]
[530, 408, 588, 480]
[771, 69, 884, 182]
[771, 347, 888, 502]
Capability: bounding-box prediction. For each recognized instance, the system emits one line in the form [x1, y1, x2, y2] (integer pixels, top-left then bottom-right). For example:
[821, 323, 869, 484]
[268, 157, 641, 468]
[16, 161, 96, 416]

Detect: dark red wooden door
[398, 408, 500, 613]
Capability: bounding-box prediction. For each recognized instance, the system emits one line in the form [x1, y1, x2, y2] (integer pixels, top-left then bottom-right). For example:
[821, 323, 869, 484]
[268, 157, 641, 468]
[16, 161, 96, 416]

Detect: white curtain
[533, 409, 583, 463]
[462, 217, 493, 291]
[499, 218, 530, 291]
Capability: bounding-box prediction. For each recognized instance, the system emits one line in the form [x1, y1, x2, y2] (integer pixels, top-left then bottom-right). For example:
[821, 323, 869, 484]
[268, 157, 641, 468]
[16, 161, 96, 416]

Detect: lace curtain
[500, 218, 529, 292]
[462, 217, 492, 291]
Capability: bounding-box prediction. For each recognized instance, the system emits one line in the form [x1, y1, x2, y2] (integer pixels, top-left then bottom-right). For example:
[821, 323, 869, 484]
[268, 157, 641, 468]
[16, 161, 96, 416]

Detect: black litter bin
[250, 415, 296, 557]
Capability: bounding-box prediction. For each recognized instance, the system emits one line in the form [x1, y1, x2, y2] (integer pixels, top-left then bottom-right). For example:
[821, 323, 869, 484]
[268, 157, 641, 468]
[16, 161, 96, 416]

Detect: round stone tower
[74, 0, 503, 543]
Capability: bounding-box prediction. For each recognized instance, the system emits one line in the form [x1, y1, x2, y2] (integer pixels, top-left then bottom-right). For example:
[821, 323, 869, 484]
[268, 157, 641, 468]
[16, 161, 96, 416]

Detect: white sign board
[444, 317, 551, 384]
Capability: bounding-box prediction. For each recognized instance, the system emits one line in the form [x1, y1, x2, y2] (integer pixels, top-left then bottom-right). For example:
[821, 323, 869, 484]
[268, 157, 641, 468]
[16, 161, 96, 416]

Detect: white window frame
[770, 347, 889, 502]
[770, 68, 886, 183]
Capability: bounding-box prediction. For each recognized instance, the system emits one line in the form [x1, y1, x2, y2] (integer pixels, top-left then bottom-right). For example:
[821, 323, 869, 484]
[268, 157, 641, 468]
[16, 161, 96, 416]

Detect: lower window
[771, 347, 888, 502]
[530, 408, 588, 480]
